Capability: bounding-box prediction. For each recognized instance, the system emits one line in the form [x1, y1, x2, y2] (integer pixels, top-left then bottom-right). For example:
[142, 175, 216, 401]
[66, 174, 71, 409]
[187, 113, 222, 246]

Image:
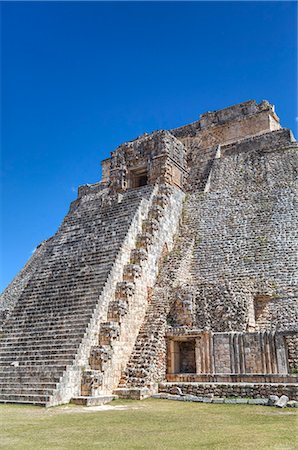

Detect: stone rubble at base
[0, 100, 297, 407]
[152, 392, 296, 408]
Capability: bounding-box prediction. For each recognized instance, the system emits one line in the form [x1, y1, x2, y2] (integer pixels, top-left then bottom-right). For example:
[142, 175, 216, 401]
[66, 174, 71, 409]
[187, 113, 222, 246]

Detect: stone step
[0, 387, 55, 396]
[14, 284, 106, 298]
[12, 292, 103, 306]
[0, 393, 50, 405]
[0, 348, 78, 358]
[10, 294, 99, 305]
[0, 333, 84, 345]
[22, 274, 108, 286]
[0, 341, 79, 350]
[19, 275, 108, 287]
[0, 382, 57, 389]
[1, 332, 84, 342]
[0, 364, 67, 373]
[4, 312, 92, 326]
[0, 351, 75, 361]
[2, 319, 90, 333]
[0, 358, 72, 366]
[11, 302, 97, 316]
[1, 330, 85, 339]
[71, 395, 116, 406]
[0, 374, 62, 383]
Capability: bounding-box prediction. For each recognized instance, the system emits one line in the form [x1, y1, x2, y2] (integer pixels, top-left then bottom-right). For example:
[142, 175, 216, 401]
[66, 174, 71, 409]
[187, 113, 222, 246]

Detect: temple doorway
[178, 340, 196, 373]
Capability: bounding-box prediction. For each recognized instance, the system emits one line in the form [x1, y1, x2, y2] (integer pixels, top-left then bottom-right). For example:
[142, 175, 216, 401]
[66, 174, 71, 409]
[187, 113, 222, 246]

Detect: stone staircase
[0, 184, 158, 406]
[73, 184, 184, 403]
[117, 208, 196, 394]
[118, 287, 170, 391]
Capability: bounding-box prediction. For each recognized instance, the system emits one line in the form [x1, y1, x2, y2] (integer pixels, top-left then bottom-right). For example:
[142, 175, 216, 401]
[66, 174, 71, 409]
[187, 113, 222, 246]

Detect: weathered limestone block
[89, 346, 112, 371]
[168, 289, 195, 327]
[153, 194, 169, 209]
[142, 219, 159, 235]
[136, 233, 153, 250]
[115, 281, 135, 299]
[99, 322, 120, 345]
[130, 248, 148, 265]
[81, 370, 103, 396]
[276, 395, 289, 408]
[148, 205, 164, 221]
[108, 299, 129, 322]
[268, 395, 279, 406]
[159, 184, 173, 198]
[123, 264, 142, 282]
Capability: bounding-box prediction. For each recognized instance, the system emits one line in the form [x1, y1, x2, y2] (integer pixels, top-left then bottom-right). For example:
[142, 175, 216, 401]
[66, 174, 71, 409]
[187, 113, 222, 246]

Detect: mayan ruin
[0, 99, 297, 407]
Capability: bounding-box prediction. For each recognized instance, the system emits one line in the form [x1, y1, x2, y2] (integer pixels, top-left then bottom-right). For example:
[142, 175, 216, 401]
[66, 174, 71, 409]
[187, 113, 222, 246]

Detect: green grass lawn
[0, 398, 297, 450]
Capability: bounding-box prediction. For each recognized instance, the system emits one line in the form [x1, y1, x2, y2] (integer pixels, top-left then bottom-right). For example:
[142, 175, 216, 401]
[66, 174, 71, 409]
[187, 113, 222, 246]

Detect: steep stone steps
[121, 213, 193, 390]
[77, 184, 183, 400]
[0, 184, 155, 405]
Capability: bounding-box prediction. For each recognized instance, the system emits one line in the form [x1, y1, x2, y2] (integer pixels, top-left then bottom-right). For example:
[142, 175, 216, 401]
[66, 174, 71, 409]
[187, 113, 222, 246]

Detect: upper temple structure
[0, 100, 297, 406]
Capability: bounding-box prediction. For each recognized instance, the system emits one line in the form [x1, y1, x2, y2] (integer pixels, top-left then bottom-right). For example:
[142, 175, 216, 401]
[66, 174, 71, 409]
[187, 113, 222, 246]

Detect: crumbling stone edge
[152, 392, 297, 408]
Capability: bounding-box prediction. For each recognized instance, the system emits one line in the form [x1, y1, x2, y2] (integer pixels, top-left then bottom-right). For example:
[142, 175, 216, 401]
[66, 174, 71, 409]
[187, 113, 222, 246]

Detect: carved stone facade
[0, 100, 297, 405]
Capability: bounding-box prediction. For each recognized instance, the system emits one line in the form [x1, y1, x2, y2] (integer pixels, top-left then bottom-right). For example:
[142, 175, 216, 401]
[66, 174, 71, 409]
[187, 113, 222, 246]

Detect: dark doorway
[137, 174, 148, 187]
[178, 341, 196, 373]
[131, 169, 148, 188]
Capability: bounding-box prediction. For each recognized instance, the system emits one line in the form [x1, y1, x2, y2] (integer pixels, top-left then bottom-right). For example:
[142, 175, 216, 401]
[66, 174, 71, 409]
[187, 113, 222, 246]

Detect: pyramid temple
[0, 100, 297, 406]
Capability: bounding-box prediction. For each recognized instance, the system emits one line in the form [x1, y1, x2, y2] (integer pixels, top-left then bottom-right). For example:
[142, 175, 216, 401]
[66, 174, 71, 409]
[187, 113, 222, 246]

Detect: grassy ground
[0, 398, 297, 450]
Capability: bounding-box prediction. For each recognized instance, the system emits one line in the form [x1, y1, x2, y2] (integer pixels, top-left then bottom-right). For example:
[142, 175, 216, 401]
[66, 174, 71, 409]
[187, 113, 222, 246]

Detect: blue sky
[1, 1, 297, 291]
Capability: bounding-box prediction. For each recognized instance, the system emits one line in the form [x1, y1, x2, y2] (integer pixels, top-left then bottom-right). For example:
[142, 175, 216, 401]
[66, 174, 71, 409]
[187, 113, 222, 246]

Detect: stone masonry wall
[186, 142, 298, 332]
[285, 335, 298, 371]
[159, 381, 298, 400]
